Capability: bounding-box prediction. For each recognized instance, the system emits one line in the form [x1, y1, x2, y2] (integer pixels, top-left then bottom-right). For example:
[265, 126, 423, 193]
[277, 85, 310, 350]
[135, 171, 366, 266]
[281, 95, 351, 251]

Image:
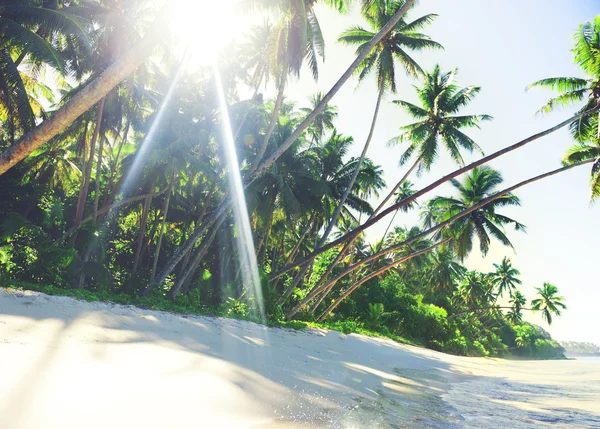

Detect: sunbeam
[213, 63, 265, 320]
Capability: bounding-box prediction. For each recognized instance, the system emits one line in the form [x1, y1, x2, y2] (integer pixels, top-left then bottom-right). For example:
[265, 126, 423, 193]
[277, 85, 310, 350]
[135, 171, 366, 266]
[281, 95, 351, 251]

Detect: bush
[219, 297, 249, 318]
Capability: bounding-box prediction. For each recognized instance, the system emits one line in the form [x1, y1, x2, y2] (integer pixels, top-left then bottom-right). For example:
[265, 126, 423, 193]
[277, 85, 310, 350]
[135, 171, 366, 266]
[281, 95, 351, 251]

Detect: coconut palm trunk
[150, 171, 177, 282]
[132, 176, 156, 273]
[93, 134, 107, 222]
[255, 191, 277, 261]
[166, 211, 228, 299]
[65, 187, 168, 237]
[278, 86, 385, 303]
[286, 156, 421, 319]
[307, 159, 593, 318]
[103, 119, 130, 207]
[249, 56, 289, 174]
[0, 34, 158, 176]
[272, 106, 600, 282]
[152, 0, 422, 287]
[74, 97, 105, 229]
[316, 238, 451, 322]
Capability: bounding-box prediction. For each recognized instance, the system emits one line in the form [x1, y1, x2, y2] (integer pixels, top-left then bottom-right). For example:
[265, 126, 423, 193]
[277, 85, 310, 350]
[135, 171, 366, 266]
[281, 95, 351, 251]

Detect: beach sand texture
[1, 288, 599, 428]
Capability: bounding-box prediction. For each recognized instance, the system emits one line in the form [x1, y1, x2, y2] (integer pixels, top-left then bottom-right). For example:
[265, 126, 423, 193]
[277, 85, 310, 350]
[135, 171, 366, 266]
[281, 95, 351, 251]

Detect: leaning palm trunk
[249, 57, 289, 174]
[0, 34, 158, 175]
[255, 191, 276, 258]
[150, 171, 177, 282]
[279, 88, 385, 303]
[233, 75, 264, 141]
[272, 106, 600, 282]
[74, 97, 105, 229]
[316, 238, 452, 322]
[373, 155, 422, 215]
[286, 156, 422, 319]
[323, 86, 385, 243]
[304, 159, 594, 320]
[153, 0, 421, 287]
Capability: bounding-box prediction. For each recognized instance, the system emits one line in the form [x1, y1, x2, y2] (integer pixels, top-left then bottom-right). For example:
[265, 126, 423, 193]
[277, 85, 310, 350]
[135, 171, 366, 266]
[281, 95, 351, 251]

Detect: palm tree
[379, 179, 417, 243]
[325, 1, 441, 243]
[490, 257, 522, 298]
[249, 0, 328, 173]
[300, 92, 338, 143]
[380, 66, 491, 212]
[531, 282, 567, 325]
[527, 16, 600, 199]
[427, 166, 526, 261]
[282, 2, 443, 307]
[456, 271, 493, 307]
[424, 247, 465, 296]
[0, 0, 89, 143]
[507, 290, 527, 324]
[562, 141, 600, 200]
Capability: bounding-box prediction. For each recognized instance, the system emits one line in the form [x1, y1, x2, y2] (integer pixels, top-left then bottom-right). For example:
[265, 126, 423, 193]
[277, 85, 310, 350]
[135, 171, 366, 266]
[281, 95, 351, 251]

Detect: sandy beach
[0, 288, 598, 429]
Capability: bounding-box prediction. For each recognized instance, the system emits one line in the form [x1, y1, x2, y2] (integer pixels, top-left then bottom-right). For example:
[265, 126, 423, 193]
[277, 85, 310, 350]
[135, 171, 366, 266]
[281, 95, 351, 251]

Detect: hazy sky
[269, 0, 599, 345]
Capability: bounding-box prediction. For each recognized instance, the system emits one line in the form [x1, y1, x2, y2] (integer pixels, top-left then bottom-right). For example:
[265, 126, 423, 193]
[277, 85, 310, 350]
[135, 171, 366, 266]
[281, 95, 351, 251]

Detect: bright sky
[270, 0, 599, 345]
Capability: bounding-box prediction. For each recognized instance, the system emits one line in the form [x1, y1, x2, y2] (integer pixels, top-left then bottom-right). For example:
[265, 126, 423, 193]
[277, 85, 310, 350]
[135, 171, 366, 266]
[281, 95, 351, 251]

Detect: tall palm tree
[381, 65, 491, 212]
[490, 257, 522, 298]
[427, 166, 526, 261]
[326, 1, 441, 243]
[527, 16, 600, 199]
[249, 0, 328, 173]
[287, 12, 442, 306]
[531, 282, 567, 325]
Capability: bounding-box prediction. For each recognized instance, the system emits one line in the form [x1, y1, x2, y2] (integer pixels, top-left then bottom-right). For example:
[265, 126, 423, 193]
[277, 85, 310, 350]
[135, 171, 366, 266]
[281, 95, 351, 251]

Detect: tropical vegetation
[1, 0, 596, 359]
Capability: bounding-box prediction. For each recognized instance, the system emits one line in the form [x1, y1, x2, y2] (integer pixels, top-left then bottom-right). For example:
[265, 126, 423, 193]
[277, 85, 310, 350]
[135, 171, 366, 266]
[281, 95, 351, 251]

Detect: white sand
[1, 288, 599, 428]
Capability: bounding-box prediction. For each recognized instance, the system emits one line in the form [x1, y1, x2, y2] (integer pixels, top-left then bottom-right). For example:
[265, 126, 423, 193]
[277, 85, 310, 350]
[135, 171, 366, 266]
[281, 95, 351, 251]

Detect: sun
[167, 0, 247, 68]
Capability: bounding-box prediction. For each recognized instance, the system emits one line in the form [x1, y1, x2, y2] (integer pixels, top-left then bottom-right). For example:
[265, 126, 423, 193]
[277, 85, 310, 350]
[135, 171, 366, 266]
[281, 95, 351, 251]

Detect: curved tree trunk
[321, 85, 384, 243]
[244, 0, 417, 186]
[153, 0, 439, 287]
[65, 187, 168, 237]
[304, 159, 593, 319]
[233, 74, 264, 141]
[0, 32, 159, 176]
[255, 191, 277, 261]
[166, 211, 228, 299]
[286, 157, 422, 319]
[271, 107, 600, 281]
[316, 239, 451, 322]
[150, 171, 176, 282]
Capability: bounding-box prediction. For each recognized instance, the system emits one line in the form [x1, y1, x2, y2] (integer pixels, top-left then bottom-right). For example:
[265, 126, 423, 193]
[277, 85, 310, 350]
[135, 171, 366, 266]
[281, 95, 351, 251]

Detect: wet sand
[0, 288, 598, 428]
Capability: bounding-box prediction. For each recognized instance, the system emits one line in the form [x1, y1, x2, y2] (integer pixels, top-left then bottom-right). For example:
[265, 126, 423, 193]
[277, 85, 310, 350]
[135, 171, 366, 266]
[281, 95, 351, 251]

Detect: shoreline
[1, 288, 598, 428]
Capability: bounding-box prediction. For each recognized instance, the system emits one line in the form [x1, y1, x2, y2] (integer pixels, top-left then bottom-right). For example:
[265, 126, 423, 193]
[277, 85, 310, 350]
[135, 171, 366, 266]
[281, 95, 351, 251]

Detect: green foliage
[0, 2, 582, 363]
[219, 298, 250, 318]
